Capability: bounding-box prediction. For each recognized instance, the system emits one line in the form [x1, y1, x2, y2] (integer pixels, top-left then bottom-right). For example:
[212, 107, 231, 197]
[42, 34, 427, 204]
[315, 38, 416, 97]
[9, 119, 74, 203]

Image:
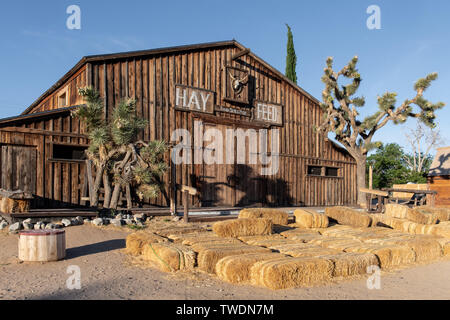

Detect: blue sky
[0, 0, 449, 154]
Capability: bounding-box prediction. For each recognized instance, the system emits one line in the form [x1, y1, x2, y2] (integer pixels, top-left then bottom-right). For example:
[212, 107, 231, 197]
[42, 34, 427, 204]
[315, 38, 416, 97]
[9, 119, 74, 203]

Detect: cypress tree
[285, 24, 298, 83]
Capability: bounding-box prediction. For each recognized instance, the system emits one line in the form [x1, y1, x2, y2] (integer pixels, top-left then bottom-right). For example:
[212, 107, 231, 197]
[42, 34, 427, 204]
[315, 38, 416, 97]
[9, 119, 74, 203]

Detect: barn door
[195, 123, 235, 207]
[1, 145, 37, 193]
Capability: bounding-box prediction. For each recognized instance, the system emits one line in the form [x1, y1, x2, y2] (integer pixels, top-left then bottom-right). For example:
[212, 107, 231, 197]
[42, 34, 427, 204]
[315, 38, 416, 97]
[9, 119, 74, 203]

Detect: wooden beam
[231, 48, 250, 61]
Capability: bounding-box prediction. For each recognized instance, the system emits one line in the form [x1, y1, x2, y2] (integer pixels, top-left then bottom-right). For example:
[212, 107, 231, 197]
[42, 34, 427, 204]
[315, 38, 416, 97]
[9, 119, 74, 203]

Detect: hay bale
[320, 253, 379, 277]
[142, 243, 196, 272]
[407, 208, 439, 225]
[238, 234, 285, 243]
[433, 238, 450, 256]
[325, 207, 372, 228]
[168, 231, 214, 243]
[156, 226, 208, 237]
[216, 252, 286, 284]
[279, 228, 322, 242]
[433, 224, 450, 238]
[384, 204, 410, 219]
[197, 245, 270, 274]
[343, 244, 416, 269]
[213, 218, 272, 238]
[244, 238, 299, 247]
[250, 257, 334, 289]
[126, 232, 169, 256]
[294, 209, 329, 228]
[239, 208, 289, 225]
[414, 206, 450, 223]
[272, 243, 341, 258]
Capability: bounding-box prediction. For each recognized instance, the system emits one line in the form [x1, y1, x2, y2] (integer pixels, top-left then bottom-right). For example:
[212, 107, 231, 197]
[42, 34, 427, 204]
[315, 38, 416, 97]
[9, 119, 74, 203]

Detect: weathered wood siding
[428, 176, 450, 207]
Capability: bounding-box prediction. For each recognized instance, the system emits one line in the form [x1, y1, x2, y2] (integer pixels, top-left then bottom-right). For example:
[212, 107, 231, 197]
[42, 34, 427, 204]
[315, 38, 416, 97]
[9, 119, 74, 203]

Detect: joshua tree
[317, 56, 444, 206]
[72, 87, 168, 210]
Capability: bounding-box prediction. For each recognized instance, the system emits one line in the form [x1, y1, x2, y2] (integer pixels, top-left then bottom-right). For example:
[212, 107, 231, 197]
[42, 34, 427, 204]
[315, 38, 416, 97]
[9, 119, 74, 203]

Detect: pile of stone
[87, 213, 151, 228]
[4, 216, 85, 234]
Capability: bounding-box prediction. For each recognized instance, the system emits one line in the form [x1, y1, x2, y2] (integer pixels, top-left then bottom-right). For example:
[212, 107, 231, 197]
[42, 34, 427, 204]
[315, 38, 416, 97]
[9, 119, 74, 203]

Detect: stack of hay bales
[325, 207, 372, 228]
[433, 223, 450, 238]
[142, 242, 196, 272]
[250, 257, 334, 289]
[240, 238, 299, 248]
[379, 237, 443, 263]
[294, 209, 329, 228]
[417, 207, 450, 222]
[311, 237, 363, 251]
[216, 252, 286, 284]
[213, 218, 272, 238]
[407, 208, 438, 225]
[385, 204, 410, 219]
[126, 232, 169, 255]
[238, 208, 289, 225]
[156, 225, 209, 237]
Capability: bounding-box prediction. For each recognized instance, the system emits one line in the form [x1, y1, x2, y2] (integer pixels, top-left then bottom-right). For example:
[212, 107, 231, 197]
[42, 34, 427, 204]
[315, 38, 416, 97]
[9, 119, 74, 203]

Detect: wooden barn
[0, 40, 357, 211]
[428, 146, 450, 207]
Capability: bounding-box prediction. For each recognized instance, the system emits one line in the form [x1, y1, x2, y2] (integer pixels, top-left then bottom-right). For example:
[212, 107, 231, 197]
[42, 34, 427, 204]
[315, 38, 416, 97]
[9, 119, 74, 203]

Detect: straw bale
[413, 206, 450, 223]
[294, 209, 329, 228]
[142, 243, 196, 272]
[168, 231, 215, 243]
[343, 244, 416, 269]
[325, 207, 372, 228]
[126, 232, 169, 256]
[432, 237, 450, 256]
[243, 238, 299, 247]
[272, 243, 341, 258]
[382, 238, 442, 262]
[213, 218, 273, 238]
[433, 224, 450, 238]
[239, 208, 289, 225]
[407, 208, 439, 225]
[279, 228, 322, 242]
[156, 226, 208, 237]
[197, 245, 270, 274]
[216, 252, 286, 284]
[250, 257, 334, 289]
[238, 234, 285, 243]
[320, 252, 379, 277]
[384, 204, 410, 219]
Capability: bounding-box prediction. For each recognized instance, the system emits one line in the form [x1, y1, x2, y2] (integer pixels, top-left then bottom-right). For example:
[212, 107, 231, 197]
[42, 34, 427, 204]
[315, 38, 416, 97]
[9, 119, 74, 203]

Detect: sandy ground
[0, 224, 449, 300]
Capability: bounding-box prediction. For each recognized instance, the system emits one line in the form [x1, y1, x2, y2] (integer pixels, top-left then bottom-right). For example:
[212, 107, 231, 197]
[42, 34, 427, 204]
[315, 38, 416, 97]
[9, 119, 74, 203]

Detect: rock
[83, 219, 91, 224]
[74, 216, 84, 225]
[9, 222, 22, 233]
[54, 224, 64, 229]
[172, 216, 182, 222]
[134, 213, 146, 220]
[34, 222, 45, 230]
[124, 219, 135, 225]
[61, 219, 72, 227]
[23, 218, 32, 224]
[146, 216, 154, 223]
[92, 218, 103, 226]
[102, 218, 111, 226]
[23, 222, 34, 230]
[45, 223, 57, 229]
[110, 219, 123, 227]
[115, 214, 124, 220]
[0, 221, 8, 230]
[136, 221, 145, 227]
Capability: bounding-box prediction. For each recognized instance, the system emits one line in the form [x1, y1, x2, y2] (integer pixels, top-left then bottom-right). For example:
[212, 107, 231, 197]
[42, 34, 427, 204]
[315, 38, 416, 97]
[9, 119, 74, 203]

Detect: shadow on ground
[66, 239, 126, 259]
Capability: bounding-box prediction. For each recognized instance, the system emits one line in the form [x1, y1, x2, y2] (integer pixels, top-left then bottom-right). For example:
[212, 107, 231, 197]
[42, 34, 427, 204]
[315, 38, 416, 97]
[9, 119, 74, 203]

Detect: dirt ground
[1, 223, 449, 300]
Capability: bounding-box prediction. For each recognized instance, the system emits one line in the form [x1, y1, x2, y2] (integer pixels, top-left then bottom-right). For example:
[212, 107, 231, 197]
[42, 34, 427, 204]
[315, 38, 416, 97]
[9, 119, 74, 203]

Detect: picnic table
[359, 187, 437, 213]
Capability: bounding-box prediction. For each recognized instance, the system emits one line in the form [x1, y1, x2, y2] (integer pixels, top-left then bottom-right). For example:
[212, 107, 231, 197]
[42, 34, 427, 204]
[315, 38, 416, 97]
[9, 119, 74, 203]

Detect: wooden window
[57, 88, 68, 107]
[52, 144, 86, 161]
[307, 166, 322, 176]
[325, 167, 339, 177]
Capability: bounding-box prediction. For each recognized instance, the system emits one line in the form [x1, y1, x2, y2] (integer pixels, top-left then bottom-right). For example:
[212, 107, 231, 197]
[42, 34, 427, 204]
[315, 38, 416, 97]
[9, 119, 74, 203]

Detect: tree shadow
[66, 239, 125, 259]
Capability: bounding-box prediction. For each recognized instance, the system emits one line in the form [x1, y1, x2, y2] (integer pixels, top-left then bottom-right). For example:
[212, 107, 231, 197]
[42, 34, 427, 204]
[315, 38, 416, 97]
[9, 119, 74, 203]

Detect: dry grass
[325, 207, 372, 228]
[215, 252, 286, 284]
[320, 253, 379, 278]
[239, 208, 289, 225]
[294, 209, 329, 228]
[212, 218, 273, 238]
[125, 232, 169, 256]
[250, 257, 334, 290]
[141, 242, 196, 272]
[197, 245, 270, 274]
[407, 208, 439, 225]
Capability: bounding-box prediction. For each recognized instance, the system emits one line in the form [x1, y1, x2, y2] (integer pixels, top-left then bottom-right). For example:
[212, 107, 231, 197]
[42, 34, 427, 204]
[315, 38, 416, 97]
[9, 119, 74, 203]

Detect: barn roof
[0, 105, 81, 127]
[428, 146, 450, 176]
[20, 40, 320, 115]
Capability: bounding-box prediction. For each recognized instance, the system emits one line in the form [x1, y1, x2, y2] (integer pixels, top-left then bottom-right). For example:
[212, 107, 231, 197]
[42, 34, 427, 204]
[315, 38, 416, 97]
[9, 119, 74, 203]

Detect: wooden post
[369, 165, 373, 190]
[183, 191, 189, 223]
[85, 160, 94, 205]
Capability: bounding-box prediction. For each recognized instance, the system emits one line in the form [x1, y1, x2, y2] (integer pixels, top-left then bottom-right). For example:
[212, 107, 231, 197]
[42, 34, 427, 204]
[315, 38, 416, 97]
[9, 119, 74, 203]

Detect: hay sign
[175, 85, 214, 114]
[254, 101, 283, 126]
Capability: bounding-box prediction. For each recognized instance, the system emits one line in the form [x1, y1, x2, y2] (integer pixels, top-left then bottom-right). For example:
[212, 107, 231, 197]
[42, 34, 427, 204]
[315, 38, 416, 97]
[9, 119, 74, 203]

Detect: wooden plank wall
[428, 176, 450, 207]
[88, 45, 356, 207]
